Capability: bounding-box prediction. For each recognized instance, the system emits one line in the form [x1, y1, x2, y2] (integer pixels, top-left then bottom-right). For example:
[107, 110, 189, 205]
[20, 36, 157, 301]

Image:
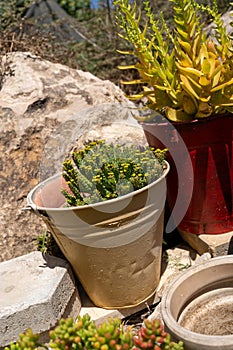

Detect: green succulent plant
[114, 0, 233, 122]
[49, 314, 95, 349]
[5, 315, 184, 350]
[4, 328, 45, 350]
[62, 140, 167, 206]
[133, 318, 184, 350]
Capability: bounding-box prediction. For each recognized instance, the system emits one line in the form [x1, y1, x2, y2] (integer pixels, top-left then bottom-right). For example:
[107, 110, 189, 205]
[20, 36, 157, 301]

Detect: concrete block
[0, 252, 81, 348]
[179, 230, 233, 256]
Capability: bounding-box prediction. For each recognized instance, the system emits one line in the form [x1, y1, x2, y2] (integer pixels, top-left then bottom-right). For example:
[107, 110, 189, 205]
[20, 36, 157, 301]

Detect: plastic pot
[160, 255, 233, 350]
[26, 163, 169, 309]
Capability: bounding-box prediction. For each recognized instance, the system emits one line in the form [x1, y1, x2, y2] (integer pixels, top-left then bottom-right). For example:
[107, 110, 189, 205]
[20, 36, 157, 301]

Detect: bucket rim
[27, 161, 170, 211]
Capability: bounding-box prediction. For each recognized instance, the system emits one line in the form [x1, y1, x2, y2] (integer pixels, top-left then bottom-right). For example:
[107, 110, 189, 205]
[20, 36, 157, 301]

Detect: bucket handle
[22, 203, 42, 217]
[23, 203, 50, 219]
[22, 203, 37, 211]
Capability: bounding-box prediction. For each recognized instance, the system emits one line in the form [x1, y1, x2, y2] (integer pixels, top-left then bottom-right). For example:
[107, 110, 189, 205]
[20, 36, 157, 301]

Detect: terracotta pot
[160, 255, 233, 350]
[26, 163, 169, 309]
[142, 114, 233, 235]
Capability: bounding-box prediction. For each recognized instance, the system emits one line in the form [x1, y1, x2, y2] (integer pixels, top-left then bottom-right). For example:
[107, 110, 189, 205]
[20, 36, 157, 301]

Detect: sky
[91, 0, 113, 9]
[91, 0, 99, 8]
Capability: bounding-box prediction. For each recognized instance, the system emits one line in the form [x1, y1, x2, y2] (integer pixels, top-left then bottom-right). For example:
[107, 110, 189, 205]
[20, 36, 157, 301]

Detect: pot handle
[22, 203, 37, 211]
[22, 203, 50, 220]
[22, 203, 40, 216]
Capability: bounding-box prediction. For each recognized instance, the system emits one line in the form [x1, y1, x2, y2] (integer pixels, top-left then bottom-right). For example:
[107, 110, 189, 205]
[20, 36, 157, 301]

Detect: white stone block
[0, 252, 81, 347]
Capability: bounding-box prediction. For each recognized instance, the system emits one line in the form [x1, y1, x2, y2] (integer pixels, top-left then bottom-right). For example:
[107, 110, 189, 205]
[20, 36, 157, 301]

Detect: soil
[179, 288, 233, 336]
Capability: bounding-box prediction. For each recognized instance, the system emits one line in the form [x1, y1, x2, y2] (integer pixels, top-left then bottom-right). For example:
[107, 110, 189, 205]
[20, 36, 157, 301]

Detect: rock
[0, 52, 127, 116]
[0, 51, 146, 262]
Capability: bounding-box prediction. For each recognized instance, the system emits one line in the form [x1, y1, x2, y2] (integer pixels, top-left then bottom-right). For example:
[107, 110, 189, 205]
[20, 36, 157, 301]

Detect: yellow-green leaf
[176, 63, 203, 77]
[120, 79, 144, 84]
[153, 84, 171, 91]
[199, 76, 211, 86]
[211, 63, 222, 78]
[178, 38, 192, 54]
[187, 11, 195, 25]
[174, 18, 184, 26]
[206, 40, 217, 54]
[184, 74, 202, 89]
[116, 49, 135, 55]
[218, 102, 233, 106]
[176, 27, 189, 40]
[134, 113, 158, 122]
[201, 59, 211, 75]
[117, 65, 137, 70]
[179, 53, 193, 67]
[196, 102, 213, 118]
[211, 78, 233, 92]
[180, 75, 200, 99]
[126, 93, 144, 100]
[189, 21, 197, 39]
[212, 67, 222, 88]
[165, 107, 193, 122]
[199, 96, 211, 102]
[198, 43, 209, 63]
[192, 34, 201, 59]
[182, 94, 198, 115]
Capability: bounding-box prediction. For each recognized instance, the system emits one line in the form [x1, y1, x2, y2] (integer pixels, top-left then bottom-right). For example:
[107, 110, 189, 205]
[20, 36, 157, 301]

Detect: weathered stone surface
[0, 52, 127, 117]
[179, 230, 233, 256]
[0, 251, 81, 347]
[0, 52, 145, 262]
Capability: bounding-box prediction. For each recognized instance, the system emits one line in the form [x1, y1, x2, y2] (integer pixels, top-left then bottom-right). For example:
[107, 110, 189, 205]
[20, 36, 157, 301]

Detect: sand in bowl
[178, 287, 233, 336]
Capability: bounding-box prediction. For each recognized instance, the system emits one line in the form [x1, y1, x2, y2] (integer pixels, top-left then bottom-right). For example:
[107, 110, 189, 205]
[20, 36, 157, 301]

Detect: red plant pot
[142, 113, 233, 235]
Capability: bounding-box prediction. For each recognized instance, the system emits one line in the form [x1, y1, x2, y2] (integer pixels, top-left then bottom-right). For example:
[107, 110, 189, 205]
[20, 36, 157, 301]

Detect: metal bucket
[26, 163, 169, 309]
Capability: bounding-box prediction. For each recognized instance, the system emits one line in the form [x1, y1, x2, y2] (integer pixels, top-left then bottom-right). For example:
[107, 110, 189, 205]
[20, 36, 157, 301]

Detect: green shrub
[57, 0, 91, 20]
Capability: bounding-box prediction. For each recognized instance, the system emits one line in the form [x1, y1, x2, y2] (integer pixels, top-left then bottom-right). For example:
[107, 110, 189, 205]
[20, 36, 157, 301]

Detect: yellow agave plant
[114, 0, 233, 122]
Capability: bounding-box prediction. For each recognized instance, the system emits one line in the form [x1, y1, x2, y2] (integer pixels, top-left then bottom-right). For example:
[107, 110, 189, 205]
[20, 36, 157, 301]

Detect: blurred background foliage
[0, 0, 232, 92]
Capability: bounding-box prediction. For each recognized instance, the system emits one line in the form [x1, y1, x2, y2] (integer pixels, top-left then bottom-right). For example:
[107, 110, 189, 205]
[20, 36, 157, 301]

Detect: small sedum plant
[4, 328, 45, 350]
[114, 0, 233, 122]
[5, 315, 184, 350]
[49, 314, 95, 349]
[62, 140, 167, 206]
[132, 319, 184, 350]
